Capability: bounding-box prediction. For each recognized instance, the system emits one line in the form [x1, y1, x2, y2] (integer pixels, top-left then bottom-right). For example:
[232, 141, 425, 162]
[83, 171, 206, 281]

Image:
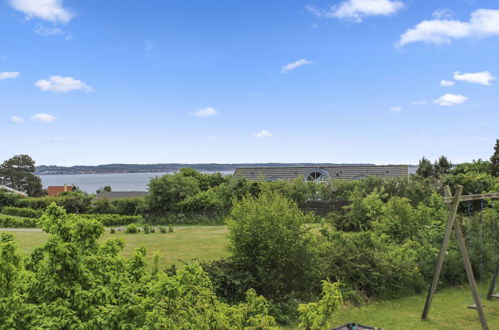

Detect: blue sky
[1, 0, 498, 166]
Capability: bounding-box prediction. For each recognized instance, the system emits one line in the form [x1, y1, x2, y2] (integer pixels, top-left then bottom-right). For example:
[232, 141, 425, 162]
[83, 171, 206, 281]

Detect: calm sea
[38, 171, 234, 194]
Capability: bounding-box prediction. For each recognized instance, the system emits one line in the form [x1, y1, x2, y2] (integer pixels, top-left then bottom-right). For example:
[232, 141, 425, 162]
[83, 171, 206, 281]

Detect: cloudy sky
[1, 0, 498, 166]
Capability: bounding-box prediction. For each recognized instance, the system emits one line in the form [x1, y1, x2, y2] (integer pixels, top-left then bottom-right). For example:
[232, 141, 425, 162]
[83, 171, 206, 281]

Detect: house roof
[47, 185, 74, 196]
[0, 185, 28, 197]
[94, 191, 148, 201]
[233, 165, 409, 181]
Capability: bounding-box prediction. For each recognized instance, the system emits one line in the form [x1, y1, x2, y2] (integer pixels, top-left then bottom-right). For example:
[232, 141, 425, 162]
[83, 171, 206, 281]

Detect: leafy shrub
[111, 197, 144, 215]
[126, 223, 138, 233]
[143, 224, 151, 234]
[0, 214, 38, 228]
[0, 203, 279, 328]
[168, 226, 174, 233]
[1, 206, 42, 219]
[298, 281, 343, 330]
[0, 190, 20, 208]
[159, 226, 166, 233]
[319, 228, 424, 299]
[227, 190, 319, 300]
[78, 214, 141, 226]
[110, 228, 116, 234]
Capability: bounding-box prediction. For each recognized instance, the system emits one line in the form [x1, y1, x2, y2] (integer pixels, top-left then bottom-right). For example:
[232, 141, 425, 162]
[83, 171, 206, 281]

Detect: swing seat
[467, 303, 485, 309]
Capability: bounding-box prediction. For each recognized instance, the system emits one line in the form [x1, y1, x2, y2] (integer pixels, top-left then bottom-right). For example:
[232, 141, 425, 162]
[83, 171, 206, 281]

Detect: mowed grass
[332, 284, 499, 329]
[1, 226, 229, 268]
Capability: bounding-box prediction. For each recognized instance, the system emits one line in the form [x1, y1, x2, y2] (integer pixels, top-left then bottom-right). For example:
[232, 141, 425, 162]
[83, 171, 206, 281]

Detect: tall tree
[0, 154, 43, 196]
[416, 157, 434, 178]
[491, 139, 499, 177]
[434, 155, 452, 175]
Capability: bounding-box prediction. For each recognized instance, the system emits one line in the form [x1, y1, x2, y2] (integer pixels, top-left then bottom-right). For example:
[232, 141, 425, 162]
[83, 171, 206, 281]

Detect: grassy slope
[2, 226, 229, 268]
[332, 284, 499, 329]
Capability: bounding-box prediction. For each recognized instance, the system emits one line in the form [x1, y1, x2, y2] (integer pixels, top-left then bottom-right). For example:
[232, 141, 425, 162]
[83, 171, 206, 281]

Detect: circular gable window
[305, 169, 330, 183]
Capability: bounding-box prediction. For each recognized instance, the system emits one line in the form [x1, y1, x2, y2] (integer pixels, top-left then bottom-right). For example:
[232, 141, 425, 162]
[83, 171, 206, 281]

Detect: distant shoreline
[36, 163, 393, 175]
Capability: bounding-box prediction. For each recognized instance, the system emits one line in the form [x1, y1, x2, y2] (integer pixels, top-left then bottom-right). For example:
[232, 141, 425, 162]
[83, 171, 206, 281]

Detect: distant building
[94, 191, 148, 201]
[233, 165, 409, 182]
[0, 185, 28, 197]
[47, 184, 75, 196]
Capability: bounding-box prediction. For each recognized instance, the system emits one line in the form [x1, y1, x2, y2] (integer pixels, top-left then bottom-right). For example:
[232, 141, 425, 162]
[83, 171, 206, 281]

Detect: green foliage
[143, 224, 151, 234]
[1, 206, 42, 218]
[159, 226, 166, 233]
[336, 189, 384, 231]
[416, 156, 435, 178]
[77, 213, 141, 226]
[320, 228, 424, 299]
[443, 171, 497, 196]
[451, 159, 492, 175]
[434, 155, 452, 175]
[0, 214, 38, 228]
[89, 197, 114, 214]
[491, 139, 499, 177]
[0, 203, 279, 328]
[146, 172, 200, 215]
[227, 190, 318, 300]
[0, 154, 44, 197]
[126, 223, 138, 233]
[0, 190, 20, 208]
[168, 226, 174, 233]
[110, 228, 116, 234]
[111, 197, 144, 215]
[298, 281, 343, 330]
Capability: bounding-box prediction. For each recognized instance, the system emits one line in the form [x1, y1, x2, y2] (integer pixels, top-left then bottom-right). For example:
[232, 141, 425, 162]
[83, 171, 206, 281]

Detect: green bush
[227, 190, 319, 301]
[78, 214, 141, 226]
[1, 206, 42, 219]
[126, 223, 138, 233]
[110, 228, 116, 234]
[0, 190, 20, 208]
[0, 214, 38, 228]
[111, 197, 144, 215]
[143, 224, 151, 234]
[159, 226, 167, 233]
[168, 226, 174, 233]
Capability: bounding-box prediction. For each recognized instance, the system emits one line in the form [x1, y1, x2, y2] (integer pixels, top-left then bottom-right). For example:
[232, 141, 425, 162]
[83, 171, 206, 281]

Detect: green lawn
[332, 284, 499, 329]
[1, 226, 229, 268]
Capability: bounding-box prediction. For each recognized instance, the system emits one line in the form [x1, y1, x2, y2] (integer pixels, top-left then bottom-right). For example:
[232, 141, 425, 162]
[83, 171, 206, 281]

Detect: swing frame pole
[421, 185, 499, 330]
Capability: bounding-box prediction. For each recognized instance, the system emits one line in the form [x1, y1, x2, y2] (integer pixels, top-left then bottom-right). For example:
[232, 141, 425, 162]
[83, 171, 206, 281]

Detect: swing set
[421, 185, 499, 330]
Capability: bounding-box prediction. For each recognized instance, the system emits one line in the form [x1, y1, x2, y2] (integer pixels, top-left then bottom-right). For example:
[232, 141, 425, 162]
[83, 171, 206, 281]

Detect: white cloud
[440, 79, 455, 87]
[193, 107, 218, 117]
[433, 93, 468, 106]
[281, 59, 314, 73]
[307, 0, 404, 23]
[454, 71, 495, 86]
[389, 106, 402, 112]
[412, 99, 428, 105]
[35, 76, 93, 93]
[9, 0, 74, 24]
[31, 113, 56, 122]
[10, 116, 24, 123]
[432, 9, 454, 20]
[255, 130, 272, 138]
[34, 24, 71, 39]
[0, 71, 20, 80]
[398, 9, 499, 46]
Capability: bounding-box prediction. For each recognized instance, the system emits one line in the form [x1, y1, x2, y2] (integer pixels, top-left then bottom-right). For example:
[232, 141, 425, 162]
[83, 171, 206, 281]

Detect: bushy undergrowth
[1, 206, 42, 219]
[0, 203, 283, 328]
[77, 213, 141, 226]
[0, 214, 39, 228]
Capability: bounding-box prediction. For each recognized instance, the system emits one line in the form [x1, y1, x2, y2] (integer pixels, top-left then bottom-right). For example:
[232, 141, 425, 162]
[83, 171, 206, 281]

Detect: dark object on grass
[332, 323, 383, 330]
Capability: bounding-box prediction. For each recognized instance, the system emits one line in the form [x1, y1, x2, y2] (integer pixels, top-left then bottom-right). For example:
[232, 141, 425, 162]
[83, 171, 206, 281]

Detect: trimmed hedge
[78, 214, 141, 226]
[0, 214, 38, 228]
[1, 206, 42, 219]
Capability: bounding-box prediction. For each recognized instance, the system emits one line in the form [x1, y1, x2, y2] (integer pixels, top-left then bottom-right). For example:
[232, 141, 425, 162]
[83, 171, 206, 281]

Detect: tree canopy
[0, 154, 43, 196]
